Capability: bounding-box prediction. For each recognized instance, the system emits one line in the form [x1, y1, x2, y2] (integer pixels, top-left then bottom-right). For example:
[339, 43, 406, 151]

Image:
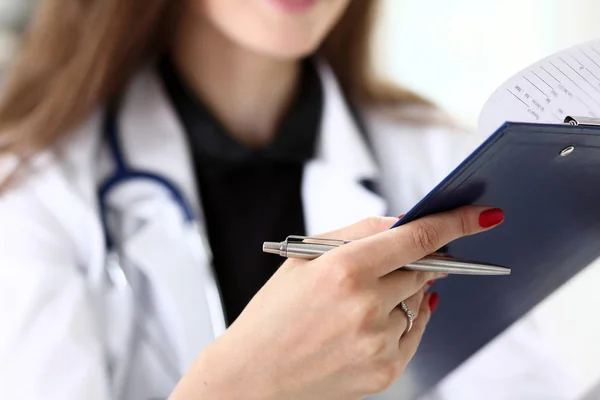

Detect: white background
[376, 0, 600, 128]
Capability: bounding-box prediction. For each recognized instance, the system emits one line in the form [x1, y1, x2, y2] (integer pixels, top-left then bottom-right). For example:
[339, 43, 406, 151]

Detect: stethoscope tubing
[99, 108, 196, 250]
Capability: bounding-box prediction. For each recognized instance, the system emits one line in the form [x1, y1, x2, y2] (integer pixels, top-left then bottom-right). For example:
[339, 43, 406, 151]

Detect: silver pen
[263, 236, 510, 276]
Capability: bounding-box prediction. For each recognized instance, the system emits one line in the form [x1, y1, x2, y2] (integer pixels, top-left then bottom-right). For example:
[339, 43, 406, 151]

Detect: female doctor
[0, 0, 579, 399]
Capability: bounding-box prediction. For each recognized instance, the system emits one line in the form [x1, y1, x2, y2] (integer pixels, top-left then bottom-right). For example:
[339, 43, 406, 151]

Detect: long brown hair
[0, 0, 432, 159]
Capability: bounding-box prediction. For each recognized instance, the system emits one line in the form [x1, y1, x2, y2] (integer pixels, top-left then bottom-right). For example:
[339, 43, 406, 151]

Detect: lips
[269, 0, 319, 13]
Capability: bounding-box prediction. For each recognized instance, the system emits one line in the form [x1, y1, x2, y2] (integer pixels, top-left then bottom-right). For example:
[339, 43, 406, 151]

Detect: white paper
[478, 39, 600, 135]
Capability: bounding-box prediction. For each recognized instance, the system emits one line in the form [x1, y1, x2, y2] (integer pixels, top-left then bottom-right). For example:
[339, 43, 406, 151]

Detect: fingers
[278, 217, 397, 271]
[397, 292, 434, 365]
[315, 216, 399, 242]
[341, 206, 504, 277]
[378, 269, 443, 312]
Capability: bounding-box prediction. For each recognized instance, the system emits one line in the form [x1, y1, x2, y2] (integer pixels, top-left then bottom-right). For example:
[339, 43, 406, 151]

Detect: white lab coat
[0, 63, 581, 400]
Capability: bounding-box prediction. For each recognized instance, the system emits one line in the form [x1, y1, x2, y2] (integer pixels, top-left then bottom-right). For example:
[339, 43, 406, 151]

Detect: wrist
[171, 334, 273, 400]
[169, 341, 235, 400]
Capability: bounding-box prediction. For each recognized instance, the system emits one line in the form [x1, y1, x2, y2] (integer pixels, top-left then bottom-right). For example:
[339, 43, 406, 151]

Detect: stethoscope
[98, 108, 196, 398]
[99, 107, 196, 248]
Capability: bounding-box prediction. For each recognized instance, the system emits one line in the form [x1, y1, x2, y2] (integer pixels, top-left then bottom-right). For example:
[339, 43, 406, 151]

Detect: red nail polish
[429, 292, 440, 312]
[479, 208, 504, 228]
[398, 214, 405, 219]
[427, 280, 434, 286]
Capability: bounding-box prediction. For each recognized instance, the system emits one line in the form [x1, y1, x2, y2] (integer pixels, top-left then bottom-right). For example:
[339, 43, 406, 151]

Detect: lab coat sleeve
[0, 185, 110, 400]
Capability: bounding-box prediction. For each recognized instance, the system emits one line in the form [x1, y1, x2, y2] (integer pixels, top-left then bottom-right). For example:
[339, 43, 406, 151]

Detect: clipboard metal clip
[564, 116, 600, 126]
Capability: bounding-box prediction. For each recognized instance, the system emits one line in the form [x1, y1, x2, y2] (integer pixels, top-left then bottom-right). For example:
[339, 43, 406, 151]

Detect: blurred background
[375, 0, 600, 129]
[0, 0, 32, 69]
[0, 0, 599, 397]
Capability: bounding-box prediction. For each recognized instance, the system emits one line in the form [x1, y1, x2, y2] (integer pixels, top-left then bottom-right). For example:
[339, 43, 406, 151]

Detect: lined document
[478, 39, 600, 135]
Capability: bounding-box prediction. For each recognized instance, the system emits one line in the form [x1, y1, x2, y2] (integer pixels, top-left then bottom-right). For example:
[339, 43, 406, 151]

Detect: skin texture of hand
[169, 205, 503, 400]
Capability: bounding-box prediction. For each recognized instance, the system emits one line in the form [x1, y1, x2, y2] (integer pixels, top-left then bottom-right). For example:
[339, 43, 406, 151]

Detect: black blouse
[158, 57, 324, 325]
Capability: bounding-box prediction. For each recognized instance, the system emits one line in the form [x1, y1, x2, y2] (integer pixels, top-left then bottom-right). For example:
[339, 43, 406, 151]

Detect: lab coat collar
[116, 61, 387, 237]
[314, 62, 380, 183]
[302, 62, 387, 235]
[117, 72, 203, 220]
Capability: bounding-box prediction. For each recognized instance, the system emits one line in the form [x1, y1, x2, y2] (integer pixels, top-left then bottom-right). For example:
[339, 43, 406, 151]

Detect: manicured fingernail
[398, 214, 405, 219]
[429, 292, 440, 312]
[427, 280, 434, 286]
[479, 208, 504, 228]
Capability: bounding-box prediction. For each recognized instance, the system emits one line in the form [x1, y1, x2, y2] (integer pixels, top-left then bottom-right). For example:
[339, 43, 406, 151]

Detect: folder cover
[394, 120, 600, 398]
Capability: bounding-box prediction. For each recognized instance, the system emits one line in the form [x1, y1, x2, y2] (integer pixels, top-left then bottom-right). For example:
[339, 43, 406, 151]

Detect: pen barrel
[265, 240, 510, 275]
[285, 243, 339, 259]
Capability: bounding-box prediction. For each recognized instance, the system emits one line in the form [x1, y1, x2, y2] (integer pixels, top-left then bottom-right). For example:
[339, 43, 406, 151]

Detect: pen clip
[286, 235, 352, 246]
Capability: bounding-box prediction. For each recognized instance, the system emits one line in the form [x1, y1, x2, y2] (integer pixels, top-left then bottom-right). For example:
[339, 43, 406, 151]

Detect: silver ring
[399, 301, 415, 333]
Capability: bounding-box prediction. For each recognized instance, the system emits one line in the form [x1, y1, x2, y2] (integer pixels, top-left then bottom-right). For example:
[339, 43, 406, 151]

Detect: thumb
[316, 216, 399, 242]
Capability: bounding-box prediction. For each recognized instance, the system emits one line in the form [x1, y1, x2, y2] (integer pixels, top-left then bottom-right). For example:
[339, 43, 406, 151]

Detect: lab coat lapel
[116, 70, 226, 370]
[303, 64, 387, 236]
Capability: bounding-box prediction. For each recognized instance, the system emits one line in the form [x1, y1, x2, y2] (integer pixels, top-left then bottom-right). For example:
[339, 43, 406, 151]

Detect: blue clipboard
[391, 117, 600, 398]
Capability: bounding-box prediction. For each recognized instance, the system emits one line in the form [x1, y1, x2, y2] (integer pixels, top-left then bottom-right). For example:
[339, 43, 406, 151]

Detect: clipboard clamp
[564, 116, 600, 126]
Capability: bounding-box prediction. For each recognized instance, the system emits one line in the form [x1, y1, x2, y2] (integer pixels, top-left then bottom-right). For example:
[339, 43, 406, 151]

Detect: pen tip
[263, 242, 281, 255]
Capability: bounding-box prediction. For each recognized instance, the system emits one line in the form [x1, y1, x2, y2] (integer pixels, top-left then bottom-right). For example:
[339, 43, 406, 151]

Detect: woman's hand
[171, 206, 504, 400]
